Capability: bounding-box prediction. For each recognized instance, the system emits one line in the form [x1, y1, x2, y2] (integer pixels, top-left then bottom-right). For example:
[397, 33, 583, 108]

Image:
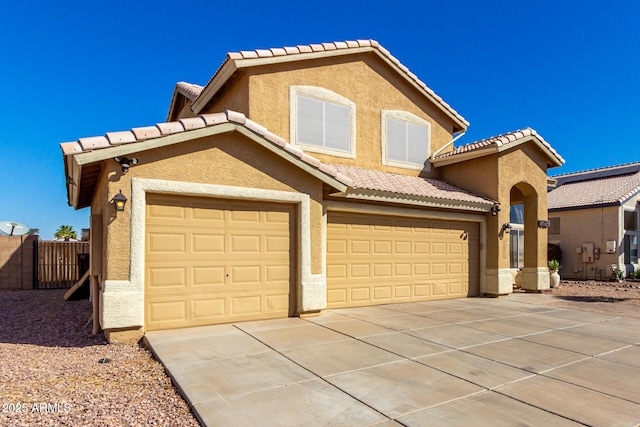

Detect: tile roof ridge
[175, 81, 204, 101]
[192, 39, 468, 127]
[433, 127, 563, 165]
[551, 161, 640, 178]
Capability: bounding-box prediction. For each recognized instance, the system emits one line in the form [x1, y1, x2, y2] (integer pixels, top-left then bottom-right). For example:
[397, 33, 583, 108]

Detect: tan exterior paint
[440, 145, 552, 294]
[101, 132, 324, 280]
[63, 43, 565, 340]
[200, 53, 457, 178]
[326, 211, 479, 308]
[145, 194, 294, 331]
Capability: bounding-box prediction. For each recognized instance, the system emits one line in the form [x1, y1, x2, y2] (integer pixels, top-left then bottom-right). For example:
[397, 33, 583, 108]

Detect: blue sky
[1, 1, 639, 239]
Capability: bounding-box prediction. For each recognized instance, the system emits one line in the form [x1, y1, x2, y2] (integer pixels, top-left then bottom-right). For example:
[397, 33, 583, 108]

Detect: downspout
[431, 131, 466, 159]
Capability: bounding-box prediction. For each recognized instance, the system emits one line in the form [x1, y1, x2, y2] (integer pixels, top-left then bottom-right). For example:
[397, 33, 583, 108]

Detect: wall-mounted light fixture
[114, 156, 138, 174]
[490, 205, 501, 216]
[111, 190, 128, 212]
[501, 223, 512, 233]
[537, 220, 551, 229]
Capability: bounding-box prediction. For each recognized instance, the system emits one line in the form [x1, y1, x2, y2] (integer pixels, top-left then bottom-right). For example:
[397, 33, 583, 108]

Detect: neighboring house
[60, 39, 564, 342]
[548, 162, 640, 279]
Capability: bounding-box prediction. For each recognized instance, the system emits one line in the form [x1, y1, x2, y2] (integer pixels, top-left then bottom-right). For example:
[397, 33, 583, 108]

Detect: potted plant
[548, 260, 561, 288]
[617, 270, 625, 282]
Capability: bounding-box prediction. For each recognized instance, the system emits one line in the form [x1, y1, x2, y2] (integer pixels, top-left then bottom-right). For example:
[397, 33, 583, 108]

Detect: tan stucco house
[548, 162, 640, 279]
[60, 39, 564, 342]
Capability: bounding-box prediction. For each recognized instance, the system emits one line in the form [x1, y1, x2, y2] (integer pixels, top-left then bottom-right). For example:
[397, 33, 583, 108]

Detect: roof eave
[191, 58, 238, 115]
[68, 122, 348, 209]
[549, 201, 621, 212]
[431, 135, 565, 168]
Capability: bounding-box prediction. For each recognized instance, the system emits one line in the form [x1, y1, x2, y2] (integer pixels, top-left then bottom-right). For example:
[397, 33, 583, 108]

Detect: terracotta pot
[550, 270, 560, 288]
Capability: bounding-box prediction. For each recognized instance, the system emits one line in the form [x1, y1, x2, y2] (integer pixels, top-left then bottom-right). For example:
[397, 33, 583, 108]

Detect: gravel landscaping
[0, 289, 199, 427]
[1, 281, 638, 426]
[549, 279, 640, 304]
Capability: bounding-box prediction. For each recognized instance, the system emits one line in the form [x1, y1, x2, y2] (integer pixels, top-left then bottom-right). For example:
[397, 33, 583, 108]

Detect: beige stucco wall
[97, 131, 325, 282]
[439, 144, 553, 293]
[549, 206, 621, 279]
[202, 72, 251, 117]
[199, 53, 459, 178]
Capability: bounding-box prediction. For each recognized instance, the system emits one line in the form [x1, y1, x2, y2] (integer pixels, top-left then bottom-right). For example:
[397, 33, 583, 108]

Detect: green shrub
[548, 260, 561, 271]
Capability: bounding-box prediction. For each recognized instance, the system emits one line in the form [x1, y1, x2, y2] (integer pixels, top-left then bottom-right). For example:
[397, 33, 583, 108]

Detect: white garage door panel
[327, 212, 479, 309]
[145, 194, 294, 331]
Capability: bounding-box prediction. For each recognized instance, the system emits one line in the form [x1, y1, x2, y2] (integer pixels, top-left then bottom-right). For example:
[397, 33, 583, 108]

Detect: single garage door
[145, 194, 295, 331]
[327, 212, 479, 308]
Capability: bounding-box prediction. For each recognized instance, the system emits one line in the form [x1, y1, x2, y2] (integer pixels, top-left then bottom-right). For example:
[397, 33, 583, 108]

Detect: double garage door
[326, 212, 479, 308]
[144, 195, 479, 330]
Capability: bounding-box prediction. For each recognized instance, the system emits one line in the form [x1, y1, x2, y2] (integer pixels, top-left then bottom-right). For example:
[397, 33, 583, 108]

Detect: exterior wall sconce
[111, 190, 128, 212]
[501, 223, 512, 233]
[490, 205, 501, 216]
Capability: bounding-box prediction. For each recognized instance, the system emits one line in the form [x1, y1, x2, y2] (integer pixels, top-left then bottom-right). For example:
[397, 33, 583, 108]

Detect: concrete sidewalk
[145, 294, 640, 426]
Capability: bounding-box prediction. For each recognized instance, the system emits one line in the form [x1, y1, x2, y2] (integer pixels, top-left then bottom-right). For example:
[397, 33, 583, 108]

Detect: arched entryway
[509, 182, 548, 291]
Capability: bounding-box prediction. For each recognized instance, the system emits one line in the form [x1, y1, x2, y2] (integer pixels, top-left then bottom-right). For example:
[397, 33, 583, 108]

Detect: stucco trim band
[100, 177, 324, 331]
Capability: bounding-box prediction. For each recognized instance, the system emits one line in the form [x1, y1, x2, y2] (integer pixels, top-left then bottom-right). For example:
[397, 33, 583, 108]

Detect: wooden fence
[35, 241, 90, 289]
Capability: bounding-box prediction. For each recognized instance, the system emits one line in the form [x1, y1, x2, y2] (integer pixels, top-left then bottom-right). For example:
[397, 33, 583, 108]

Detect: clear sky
[1, 1, 639, 239]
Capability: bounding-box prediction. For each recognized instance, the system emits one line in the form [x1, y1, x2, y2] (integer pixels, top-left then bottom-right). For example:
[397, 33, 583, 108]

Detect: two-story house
[61, 40, 564, 342]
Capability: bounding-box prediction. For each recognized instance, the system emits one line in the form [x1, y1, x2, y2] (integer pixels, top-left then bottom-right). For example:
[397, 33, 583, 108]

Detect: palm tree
[54, 225, 77, 241]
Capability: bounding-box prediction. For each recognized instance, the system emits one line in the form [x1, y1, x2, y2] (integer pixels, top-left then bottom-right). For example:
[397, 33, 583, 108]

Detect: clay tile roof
[61, 111, 490, 210]
[549, 163, 640, 210]
[193, 39, 468, 128]
[333, 165, 493, 205]
[434, 127, 565, 164]
[175, 82, 204, 101]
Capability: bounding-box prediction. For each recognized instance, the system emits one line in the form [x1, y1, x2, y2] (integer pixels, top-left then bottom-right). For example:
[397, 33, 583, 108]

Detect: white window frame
[381, 110, 431, 171]
[290, 86, 356, 159]
[509, 204, 525, 269]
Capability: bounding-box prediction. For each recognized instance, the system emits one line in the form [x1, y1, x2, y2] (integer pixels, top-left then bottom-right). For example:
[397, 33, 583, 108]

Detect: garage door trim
[99, 177, 322, 330]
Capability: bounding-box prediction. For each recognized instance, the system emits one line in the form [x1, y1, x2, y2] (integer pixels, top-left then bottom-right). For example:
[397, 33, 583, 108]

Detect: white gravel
[0, 289, 199, 427]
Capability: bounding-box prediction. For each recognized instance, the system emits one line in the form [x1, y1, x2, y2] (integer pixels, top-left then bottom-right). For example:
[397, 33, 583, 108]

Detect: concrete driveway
[145, 294, 640, 426]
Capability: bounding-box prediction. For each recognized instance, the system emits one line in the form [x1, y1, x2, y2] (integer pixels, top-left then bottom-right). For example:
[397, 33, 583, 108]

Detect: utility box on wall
[606, 240, 617, 253]
[582, 242, 594, 263]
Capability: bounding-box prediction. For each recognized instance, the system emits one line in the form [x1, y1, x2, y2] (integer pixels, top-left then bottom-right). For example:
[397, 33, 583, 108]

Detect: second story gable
[168, 40, 468, 177]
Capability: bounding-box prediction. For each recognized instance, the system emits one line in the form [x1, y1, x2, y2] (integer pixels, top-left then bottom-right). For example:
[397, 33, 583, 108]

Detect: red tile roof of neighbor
[433, 128, 564, 164]
[548, 163, 640, 210]
[176, 39, 469, 129]
[60, 110, 493, 208]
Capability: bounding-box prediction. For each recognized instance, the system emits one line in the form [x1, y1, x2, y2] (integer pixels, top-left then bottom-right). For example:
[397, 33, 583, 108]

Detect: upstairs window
[290, 86, 355, 158]
[382, 110, 431, 170]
